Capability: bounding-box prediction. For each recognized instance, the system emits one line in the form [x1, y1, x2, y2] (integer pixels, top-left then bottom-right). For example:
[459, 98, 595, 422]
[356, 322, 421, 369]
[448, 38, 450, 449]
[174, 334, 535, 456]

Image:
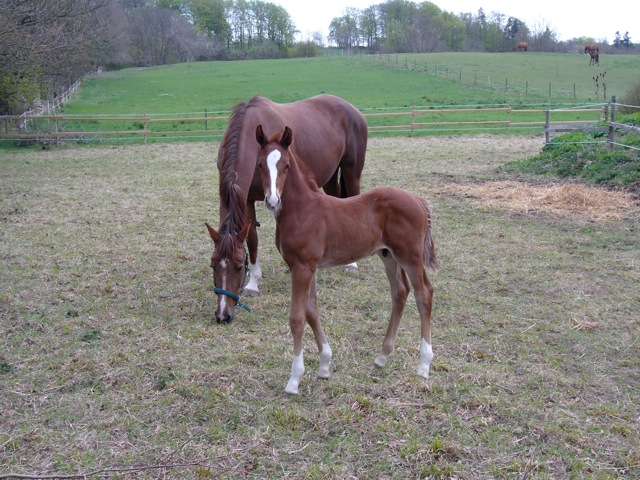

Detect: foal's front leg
[285, 265, 315, 395]
[305, 272, 332, 379]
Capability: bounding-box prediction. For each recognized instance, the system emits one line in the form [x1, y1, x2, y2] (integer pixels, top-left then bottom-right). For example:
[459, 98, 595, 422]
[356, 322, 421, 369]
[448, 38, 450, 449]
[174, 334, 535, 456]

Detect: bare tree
[529, 18, 558, 52]
[0, 0, 112, 114]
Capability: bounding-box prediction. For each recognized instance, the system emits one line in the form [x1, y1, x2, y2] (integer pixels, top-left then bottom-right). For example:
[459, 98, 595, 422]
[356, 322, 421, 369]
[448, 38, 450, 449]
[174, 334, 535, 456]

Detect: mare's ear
[205, 222, 220, 242]
[238, 221, 251, 244]
[255, 125, 267, 147]
[281, 126, 293, 149]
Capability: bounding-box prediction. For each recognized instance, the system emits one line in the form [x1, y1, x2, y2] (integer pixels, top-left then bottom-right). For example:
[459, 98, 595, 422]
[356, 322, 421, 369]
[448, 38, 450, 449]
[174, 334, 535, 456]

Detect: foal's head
[255, 125, 294, 217]
[206, 221, 251, 323]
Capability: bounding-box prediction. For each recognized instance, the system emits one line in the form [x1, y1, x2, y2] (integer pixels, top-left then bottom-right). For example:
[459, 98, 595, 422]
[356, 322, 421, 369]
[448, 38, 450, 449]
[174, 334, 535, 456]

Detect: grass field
[8, 53, 636, 147]
[65, 53, 640, 115]
[1, 136, 639, 478]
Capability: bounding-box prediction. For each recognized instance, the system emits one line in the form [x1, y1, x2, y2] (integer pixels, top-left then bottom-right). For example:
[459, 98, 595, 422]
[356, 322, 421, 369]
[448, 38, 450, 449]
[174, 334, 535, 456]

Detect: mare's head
[255, 125, 294, 217]
[206, 221, 251, 323]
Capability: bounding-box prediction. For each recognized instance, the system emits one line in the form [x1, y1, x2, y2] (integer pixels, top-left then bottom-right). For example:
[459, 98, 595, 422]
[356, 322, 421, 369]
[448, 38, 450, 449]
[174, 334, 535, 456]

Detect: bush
[619, 81, 640, 114]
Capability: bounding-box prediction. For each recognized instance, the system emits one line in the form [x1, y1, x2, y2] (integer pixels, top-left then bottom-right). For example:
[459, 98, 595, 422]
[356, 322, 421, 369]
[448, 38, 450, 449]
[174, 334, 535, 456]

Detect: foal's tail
[421, 199, 438, 272]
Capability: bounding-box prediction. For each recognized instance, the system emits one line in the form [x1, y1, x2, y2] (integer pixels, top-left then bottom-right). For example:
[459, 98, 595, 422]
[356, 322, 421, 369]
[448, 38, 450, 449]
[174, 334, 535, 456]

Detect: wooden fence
[1, 103, 606, 145]
[3, 99, 637, 150]
[15, 69, 102, 129]
[544, 96, 640, 150]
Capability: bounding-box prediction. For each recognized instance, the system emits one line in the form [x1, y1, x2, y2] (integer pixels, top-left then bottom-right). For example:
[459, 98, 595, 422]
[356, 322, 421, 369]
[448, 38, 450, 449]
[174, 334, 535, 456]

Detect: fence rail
[1, 99, 636, 151]
[544, 97, 640, 151]
[1, 103, 607, 145]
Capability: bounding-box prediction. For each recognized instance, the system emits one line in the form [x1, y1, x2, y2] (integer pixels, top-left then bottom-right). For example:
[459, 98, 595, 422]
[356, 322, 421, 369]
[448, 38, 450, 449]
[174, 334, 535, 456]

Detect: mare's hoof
[344, 263, 358, 273]
[244, 288, 259, 297]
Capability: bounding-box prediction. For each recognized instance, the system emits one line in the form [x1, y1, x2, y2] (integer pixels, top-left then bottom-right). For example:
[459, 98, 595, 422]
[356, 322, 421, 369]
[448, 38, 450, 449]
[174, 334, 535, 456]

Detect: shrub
[619, 81, 640, 114]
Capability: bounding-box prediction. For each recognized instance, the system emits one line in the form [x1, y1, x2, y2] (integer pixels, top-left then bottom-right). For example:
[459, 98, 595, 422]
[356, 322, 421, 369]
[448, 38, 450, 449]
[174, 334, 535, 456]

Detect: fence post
[544, 110, 550, 145]
[608, 96, 616, 150]
[144, 114, 148, 144]
[205, 108, 208, 131]
[411, 106, 415, 135]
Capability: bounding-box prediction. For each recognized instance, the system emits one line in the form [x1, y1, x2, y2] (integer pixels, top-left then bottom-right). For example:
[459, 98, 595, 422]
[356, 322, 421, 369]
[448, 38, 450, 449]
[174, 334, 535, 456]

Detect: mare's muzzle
[213, 249, 251, 323]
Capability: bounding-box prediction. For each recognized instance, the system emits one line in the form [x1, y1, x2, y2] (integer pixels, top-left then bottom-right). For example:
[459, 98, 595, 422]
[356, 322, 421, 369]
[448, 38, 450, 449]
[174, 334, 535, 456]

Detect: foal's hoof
[374, 355, 387, 368]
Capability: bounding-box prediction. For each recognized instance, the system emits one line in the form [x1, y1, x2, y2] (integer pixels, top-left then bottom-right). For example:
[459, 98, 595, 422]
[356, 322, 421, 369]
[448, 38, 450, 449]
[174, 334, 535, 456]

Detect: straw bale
[441, 181, 639, 221]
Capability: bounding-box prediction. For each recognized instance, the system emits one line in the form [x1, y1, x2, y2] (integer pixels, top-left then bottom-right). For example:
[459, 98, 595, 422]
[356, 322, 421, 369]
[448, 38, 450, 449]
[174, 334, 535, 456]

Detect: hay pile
[442, 181, 639, 221]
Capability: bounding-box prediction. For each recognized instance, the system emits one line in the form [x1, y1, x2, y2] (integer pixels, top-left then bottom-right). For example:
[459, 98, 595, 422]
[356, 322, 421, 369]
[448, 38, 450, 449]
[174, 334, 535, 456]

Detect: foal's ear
[205, 222, 220, 242]
[255, 124, 267, 147]
[281, 126, 293, 149]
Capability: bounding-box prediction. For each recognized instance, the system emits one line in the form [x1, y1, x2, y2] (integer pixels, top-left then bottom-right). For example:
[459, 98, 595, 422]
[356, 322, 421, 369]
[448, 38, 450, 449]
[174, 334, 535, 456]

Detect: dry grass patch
[441, 180, 640, 221]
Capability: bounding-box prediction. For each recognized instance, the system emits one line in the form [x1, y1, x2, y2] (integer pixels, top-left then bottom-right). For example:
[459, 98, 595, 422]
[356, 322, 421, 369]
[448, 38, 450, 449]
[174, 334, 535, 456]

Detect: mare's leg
[374, 250, 410, 369]
[245, 201, 262, 295]
[304, 272, 332, 378]
[405, 267, 435, 378]
[285, 265, 315, 395]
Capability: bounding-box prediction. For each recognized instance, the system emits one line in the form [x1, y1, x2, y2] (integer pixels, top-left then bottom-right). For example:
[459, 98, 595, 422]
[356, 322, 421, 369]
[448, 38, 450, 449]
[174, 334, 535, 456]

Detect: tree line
[0, 0, 634, 115]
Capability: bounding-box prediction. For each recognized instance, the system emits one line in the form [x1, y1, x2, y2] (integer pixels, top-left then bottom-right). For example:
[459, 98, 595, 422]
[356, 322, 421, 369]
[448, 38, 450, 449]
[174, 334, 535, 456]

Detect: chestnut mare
[256, 125, 438, 395]
[588, 49, 599, 66]
[515, 41, 528, 52]
[584, 44, 599, 55]
[206, 95, 367, 323]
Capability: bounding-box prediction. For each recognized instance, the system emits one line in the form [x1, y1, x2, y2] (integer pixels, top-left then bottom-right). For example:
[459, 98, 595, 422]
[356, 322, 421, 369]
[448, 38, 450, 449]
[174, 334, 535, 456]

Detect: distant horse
[584, 44, 599, 55]
[589, 49, 599, 66]
[207, 95, 367, 323]
[515, 42, 528, 52]
[255, 125, 438, 395]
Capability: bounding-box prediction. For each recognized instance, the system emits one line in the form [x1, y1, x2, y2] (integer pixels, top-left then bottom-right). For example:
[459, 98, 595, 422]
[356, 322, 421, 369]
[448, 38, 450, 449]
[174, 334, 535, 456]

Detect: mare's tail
[422, 199, 438, 272]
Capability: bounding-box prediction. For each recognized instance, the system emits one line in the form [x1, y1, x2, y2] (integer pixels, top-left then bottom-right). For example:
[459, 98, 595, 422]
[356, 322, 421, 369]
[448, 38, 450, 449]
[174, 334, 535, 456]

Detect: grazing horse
[207, 95, 367, 323]
[515, 42, 528, 52]
[584, 44, 599, 55]
[255, 125, 438, 395]
[589, 49, 599, 66]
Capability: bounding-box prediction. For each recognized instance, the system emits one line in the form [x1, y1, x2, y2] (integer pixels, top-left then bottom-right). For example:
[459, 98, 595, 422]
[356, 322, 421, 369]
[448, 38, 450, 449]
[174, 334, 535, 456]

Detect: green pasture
[20, 52, 631, 143]
[1, 137, 638, 478]
[67, 53, 640, 113]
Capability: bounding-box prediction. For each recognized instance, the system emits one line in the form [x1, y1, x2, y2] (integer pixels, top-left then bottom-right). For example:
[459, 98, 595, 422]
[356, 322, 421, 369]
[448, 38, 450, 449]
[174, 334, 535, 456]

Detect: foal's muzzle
[265, 194, 281, 215]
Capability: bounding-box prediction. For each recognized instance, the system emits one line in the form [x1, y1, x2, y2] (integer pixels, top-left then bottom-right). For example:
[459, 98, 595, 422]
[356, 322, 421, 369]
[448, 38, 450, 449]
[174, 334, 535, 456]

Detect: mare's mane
[217, 98, 266, 241]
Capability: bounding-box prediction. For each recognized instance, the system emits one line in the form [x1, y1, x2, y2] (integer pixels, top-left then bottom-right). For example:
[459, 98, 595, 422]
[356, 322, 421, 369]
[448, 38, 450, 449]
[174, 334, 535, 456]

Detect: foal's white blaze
[265, 149, 281, 212]
[285, 352, 305, 395]
[417, 338, 434, 378]
[218, 259, 228, 311]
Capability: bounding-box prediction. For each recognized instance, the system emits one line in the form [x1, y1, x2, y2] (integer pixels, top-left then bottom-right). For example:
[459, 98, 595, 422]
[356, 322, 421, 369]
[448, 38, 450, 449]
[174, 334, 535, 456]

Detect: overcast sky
[274, 0, 637, 44]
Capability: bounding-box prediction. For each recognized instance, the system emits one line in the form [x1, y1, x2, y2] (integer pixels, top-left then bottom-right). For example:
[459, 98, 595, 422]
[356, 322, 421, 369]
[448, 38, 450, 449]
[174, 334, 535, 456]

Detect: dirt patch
[441, 181, 639, 221]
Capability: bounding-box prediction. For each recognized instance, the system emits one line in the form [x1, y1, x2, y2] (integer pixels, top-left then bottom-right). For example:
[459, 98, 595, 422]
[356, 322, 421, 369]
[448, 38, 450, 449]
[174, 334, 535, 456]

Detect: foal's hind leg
[405, 268, 435, 378]
[374, 250, 410, 369]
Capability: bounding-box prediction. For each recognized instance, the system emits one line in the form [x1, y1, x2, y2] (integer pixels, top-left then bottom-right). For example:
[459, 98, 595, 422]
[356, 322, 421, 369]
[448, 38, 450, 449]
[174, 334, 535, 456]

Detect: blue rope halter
[213, 248, 251, 312]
